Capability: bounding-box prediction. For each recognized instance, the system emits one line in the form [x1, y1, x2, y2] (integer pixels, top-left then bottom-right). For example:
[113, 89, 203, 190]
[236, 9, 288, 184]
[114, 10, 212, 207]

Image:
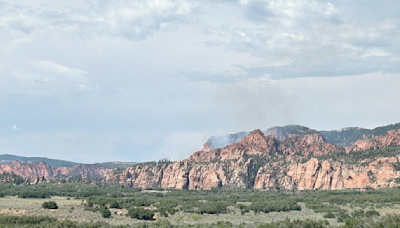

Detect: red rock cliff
[104, 128, 400, 191]
[0, 161, 110, 181]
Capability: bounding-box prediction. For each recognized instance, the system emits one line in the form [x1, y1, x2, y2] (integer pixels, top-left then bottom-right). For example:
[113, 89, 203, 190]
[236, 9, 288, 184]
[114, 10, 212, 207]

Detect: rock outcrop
[104, 129, 400, 190]
[348, 129, 400, 152]
[0, 161, 110, 182]
[6, 124, 400, 191]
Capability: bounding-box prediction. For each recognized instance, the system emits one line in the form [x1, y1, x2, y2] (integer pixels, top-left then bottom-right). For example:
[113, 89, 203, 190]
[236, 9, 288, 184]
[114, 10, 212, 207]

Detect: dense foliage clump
[42, 201, 58, 209]
[19, 191, 50, 198]
[100, 208, 111, 218]
[127, 207, 155, 220]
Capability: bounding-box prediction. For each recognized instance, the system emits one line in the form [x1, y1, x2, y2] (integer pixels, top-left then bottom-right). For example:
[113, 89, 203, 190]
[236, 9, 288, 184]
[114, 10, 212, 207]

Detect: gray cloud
[192, 0, 400, 80]
[0, 0, 399, 162]
[0, 0, 198, 41]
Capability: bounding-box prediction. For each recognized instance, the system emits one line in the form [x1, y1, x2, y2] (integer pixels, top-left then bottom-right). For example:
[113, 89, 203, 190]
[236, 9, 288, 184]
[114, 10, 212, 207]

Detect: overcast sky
[1, 0, 399, 163]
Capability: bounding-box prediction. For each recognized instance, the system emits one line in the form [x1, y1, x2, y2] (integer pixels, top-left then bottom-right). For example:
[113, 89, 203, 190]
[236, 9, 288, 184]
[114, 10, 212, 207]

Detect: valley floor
[0, 196, 334, 226]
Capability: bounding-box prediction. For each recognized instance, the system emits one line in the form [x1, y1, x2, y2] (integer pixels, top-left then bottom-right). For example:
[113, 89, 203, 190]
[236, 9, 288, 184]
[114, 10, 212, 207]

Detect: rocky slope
[4, 123, 400, 191]
[347, 129, 400, 152]
[103, 128, 400, 191]
[201, 123, 400, 151]
[0, 161, 111, 182]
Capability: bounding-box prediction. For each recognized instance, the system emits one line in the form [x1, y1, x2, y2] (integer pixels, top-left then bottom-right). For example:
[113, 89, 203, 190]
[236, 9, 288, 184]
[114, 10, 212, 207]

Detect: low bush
[127, 207, 155, 220]
[365, 210, 380, 217]
[191, 213, 202, 221]
[42, 201, 58, 209]
[100, 208, 111, 218]
[109, 200, 121, 209]
[19, 191, 49, 198]
[323, 212, 335, 218]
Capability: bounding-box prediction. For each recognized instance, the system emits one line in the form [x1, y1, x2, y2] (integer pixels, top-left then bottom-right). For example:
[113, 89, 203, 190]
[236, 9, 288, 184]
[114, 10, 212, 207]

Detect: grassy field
[0, 192, 397, 227]
[0, 196, 326, 226]
[2, 184, 400, 227]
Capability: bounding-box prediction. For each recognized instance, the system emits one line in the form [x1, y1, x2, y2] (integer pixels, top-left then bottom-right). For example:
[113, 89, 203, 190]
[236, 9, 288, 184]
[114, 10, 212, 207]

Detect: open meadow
[2, 183, 400, 227]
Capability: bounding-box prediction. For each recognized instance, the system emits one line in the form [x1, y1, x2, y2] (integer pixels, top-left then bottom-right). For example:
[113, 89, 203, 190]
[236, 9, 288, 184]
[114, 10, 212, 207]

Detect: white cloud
[0, 0, 198, 41]
[30, 61, 87, 78]
[34, 78, 50, 83]
[362, 47, 391, 58]
[77, 84, 92, 91]
[12, 125, 20, 131]
[0, 0, 400, 163]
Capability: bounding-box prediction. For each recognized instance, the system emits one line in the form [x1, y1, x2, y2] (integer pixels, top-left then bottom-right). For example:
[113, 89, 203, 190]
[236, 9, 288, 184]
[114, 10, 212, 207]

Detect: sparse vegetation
[191, 213, 202, 221]
[0, 185, 400, 227]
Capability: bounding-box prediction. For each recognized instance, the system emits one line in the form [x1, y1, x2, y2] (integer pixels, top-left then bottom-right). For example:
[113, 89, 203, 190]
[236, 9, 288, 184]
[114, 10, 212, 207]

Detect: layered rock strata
[0, 161, 110, 181]
[105, 129, 400, 190]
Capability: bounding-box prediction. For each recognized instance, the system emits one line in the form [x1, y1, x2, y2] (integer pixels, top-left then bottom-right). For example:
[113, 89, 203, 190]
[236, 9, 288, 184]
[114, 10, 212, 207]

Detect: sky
[1, 0, 400, 163]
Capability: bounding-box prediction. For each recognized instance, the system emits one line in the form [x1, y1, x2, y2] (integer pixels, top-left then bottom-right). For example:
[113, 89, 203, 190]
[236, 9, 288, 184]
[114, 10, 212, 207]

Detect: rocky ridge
[347, 129, 400, 152]
[202, 123, 400, 151]
[0, 161, 111, 183]
[103, 128, 400, 191]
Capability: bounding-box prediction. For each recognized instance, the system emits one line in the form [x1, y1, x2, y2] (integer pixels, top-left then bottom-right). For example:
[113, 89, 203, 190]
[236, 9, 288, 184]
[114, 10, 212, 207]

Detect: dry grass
[0, 196, 146, 226]
[0, 196, 397, 227]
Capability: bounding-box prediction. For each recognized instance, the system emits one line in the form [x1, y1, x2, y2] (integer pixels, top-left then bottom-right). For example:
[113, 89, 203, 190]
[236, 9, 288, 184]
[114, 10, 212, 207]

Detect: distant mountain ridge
[320, 123, 400, 146]
[0, 154, 137, 169]
[0, 154, 77, 167]
[0, 157, 138, 184]
[104, 124, 400, 191]
[0, 160, 110, 183]
[202, 123, 400, 151]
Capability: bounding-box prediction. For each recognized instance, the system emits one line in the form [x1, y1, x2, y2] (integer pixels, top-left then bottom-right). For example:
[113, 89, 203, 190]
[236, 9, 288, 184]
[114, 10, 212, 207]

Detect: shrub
[109, 200, 120, 209]
[100, 208, 111, 218]
[42, 201, 58, 209]
[337, 212, 351, 223]
[323, 212, 335, 218]
[365, 210, 380, 217]
[19, 191, 49, 199]
[87, 200, 94, 208]
[0, 192, 4, 197]
[191, 213, 202, 221]
[127, 207, 155, 220]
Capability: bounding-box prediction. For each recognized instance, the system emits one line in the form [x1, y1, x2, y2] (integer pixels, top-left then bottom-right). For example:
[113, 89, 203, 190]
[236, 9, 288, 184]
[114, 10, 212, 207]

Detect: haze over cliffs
[202, 123, 400, 151]
[103, 123, 400, 191]
[3, 123, 400, 191]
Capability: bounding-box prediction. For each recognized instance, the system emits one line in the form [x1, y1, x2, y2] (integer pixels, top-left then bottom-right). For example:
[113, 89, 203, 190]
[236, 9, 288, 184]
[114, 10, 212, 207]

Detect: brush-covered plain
[2, 183, 400, 227]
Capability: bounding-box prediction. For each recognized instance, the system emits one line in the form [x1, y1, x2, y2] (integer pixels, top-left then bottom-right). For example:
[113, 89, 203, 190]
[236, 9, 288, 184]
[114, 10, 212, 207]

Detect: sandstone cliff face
[348, 129, 400, 152]
[190, 130, 279, 162]
[0, 161, 55, 179]
[0, 161, 110, 181]
[104, 163, 165, 188]
[104, 128, 400, 191]
[201, 125, 323, 151]
[238, 156, 400, 191]
[279, 134, 343, 157]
